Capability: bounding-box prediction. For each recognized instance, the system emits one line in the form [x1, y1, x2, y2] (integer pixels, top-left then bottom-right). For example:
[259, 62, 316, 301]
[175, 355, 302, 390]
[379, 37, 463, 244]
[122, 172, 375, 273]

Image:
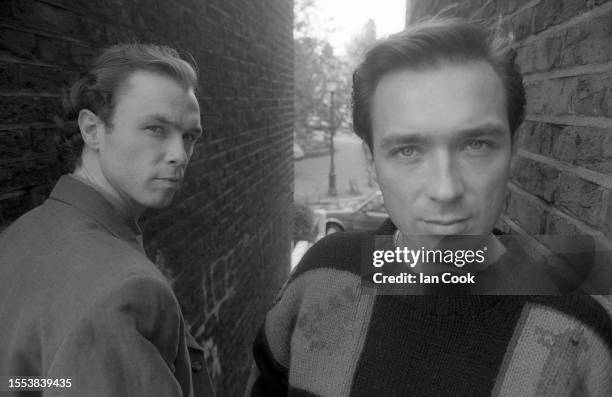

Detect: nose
[425, 151, 464, 202]
[166, 133, 188, 167]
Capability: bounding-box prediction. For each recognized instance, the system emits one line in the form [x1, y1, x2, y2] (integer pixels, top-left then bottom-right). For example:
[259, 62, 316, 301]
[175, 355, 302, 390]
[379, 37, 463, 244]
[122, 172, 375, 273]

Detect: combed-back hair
[352, 17, 525, 151]
[59, 43, 198, 170]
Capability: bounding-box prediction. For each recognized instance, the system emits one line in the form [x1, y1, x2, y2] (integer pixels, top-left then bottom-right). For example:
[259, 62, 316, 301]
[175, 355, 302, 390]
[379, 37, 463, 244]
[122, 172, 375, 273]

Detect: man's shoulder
[1, 196, 97, 248]
[0, 201, 47, 238]
[0, 197, 163, 307]
[527, 294, 612, 349]
[3, 196, 146, 260]
[290, 230, 372, 282]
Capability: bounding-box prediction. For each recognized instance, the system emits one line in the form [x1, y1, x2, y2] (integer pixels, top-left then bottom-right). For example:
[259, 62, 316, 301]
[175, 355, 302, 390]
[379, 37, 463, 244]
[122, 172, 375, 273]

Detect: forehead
[113, 70, 200, 116]
[371, 61, 508, 143]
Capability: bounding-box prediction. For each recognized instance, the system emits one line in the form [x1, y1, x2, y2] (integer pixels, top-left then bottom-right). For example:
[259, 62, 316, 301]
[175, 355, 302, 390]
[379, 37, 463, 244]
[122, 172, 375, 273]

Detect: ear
[78, 109, 105, 150]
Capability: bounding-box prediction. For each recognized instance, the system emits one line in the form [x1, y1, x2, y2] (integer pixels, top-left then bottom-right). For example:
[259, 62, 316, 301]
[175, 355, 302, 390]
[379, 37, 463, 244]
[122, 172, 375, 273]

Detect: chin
[142, 195, 175, 209]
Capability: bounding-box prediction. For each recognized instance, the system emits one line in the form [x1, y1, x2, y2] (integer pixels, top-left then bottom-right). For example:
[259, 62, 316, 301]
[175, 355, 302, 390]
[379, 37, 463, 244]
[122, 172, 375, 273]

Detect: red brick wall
[0, 1, 294, 396]
[408, 0, 612, 260]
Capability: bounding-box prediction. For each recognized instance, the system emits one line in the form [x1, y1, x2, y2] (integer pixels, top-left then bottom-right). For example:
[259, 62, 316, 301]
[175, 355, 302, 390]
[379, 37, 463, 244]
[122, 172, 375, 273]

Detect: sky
[310, 0, 408, 55]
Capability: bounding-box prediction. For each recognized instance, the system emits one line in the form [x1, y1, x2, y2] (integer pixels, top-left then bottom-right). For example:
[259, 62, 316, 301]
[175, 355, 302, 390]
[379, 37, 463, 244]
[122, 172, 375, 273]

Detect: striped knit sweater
[248, 223, 612, 397]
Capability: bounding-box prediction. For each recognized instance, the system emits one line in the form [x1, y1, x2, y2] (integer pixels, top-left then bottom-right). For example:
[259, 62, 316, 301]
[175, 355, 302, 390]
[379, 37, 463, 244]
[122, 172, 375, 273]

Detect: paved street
[294, 132, 378, 204]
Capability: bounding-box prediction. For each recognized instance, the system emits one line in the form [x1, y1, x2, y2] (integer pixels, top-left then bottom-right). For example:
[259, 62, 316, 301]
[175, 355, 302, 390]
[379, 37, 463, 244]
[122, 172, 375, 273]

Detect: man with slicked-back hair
[0, 44, 215, 397]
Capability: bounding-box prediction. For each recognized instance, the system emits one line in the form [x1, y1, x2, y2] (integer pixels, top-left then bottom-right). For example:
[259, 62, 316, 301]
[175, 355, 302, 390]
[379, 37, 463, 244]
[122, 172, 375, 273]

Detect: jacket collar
[49, 175, 145, 254]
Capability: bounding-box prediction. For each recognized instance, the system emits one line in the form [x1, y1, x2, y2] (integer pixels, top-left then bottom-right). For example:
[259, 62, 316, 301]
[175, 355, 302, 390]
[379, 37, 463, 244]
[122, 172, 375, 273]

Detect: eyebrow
[378, 134, 427, 150]
[460, 124, 508, 139]
[147, 114, 203, 135]
[378, 123, 508, 149]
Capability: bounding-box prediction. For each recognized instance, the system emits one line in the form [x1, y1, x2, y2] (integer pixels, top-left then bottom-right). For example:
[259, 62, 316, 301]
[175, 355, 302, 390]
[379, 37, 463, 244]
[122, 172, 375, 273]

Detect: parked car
[322, 191, 388, 234]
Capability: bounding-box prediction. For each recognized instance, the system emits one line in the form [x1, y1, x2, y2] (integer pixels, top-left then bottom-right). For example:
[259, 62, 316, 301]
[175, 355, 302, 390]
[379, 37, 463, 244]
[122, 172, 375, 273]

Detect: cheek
[470, 158, 510, 211]
[373, 159, 399, 196]
[375, 161, 420, 210]
[103, 143, 155, 185]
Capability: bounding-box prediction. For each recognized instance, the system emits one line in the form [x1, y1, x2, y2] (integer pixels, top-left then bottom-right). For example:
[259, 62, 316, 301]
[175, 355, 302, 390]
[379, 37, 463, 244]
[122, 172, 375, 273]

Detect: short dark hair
[59, 43, 198, 170]
[352, 17, 525, 151]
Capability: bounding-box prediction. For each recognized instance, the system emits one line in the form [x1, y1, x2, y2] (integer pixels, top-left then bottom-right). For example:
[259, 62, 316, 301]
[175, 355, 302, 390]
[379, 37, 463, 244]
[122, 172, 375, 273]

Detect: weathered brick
[507, 191, 546, 235]
[0, 0, 13, 19]
[512, 157, 560, 202]
[76, 18, 106, 43]
[516, 42, 536, 73]
[105, 25, 135, 43]
[12, 0, 81, 36]
[553, 173, 603, 226]
[533, 0, 587, 33]
[603, 85, 612, 116]
[508, 7, 533, 41]
[516, 121, 556, 155]
[603, 131, 612, 158]
[14, 64, 74, 92]
[545, 211, 582, 235]
[0, 128, 55, 159]
[525, 77, 576, 116]
[69, 43, 97, 67]
[497, 0, 535, 15]
[571, 71, 612, 117]
[37, 37, 71, 65]
[604, 192, 612, 234]
[525, 71, 612, 118]
[0, 96, 61, 124]
[0, 28, 37, 60]
[0, 63, 19, 89]
[533, 35, 563, 72]
[34, 0, 91, 15]
[550, 125, 612, 172]
[95, 0, 132, 23]
[561, 11, 612, 68]
[471, 1, 498, 20]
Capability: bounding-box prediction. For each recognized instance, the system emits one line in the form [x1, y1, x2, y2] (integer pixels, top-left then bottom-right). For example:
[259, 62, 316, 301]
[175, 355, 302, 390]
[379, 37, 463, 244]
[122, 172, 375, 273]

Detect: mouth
[420, 217, 470, 234]
[155, 177, 182, 185]
[423, 218, 469, 226]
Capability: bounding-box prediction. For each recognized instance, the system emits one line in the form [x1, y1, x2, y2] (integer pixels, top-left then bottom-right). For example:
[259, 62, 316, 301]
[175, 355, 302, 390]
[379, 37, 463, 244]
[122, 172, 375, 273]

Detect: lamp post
[328, 87, 337, 196]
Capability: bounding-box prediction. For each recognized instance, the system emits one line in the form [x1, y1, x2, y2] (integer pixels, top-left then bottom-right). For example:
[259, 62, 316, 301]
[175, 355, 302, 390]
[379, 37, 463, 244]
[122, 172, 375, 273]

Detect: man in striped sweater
[246, 17, 612, 396]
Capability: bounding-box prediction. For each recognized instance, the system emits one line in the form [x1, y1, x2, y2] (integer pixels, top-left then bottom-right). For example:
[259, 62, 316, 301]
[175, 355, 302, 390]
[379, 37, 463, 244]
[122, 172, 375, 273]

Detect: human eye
[183, 132, 199, 144]
[464, 139, 493, 154]
[145, 125, 166, 136]
[390, 145, 421, 160]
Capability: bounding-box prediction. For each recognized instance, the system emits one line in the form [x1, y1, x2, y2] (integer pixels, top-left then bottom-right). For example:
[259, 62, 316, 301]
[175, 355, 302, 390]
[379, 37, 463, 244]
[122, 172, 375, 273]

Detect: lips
[155, 177, 182, 186]
[420, 217, 470, 234]
[423, 218, 469, 225]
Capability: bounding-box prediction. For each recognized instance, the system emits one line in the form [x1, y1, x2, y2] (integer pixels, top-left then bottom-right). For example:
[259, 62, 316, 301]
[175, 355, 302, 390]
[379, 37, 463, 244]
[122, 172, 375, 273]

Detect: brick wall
[0, 1, 294, 396]
[408, 0, 612, 269]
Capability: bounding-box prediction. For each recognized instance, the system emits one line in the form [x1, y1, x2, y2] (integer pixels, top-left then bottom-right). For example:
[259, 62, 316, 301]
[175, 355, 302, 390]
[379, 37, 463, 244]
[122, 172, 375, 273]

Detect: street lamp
[328, 82, 337, 197]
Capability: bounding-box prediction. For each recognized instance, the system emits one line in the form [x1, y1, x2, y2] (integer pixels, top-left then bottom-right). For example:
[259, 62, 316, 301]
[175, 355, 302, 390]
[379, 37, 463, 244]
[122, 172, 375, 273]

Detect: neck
[73, 153, 143, 221]
[394, 231, 505, 274]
